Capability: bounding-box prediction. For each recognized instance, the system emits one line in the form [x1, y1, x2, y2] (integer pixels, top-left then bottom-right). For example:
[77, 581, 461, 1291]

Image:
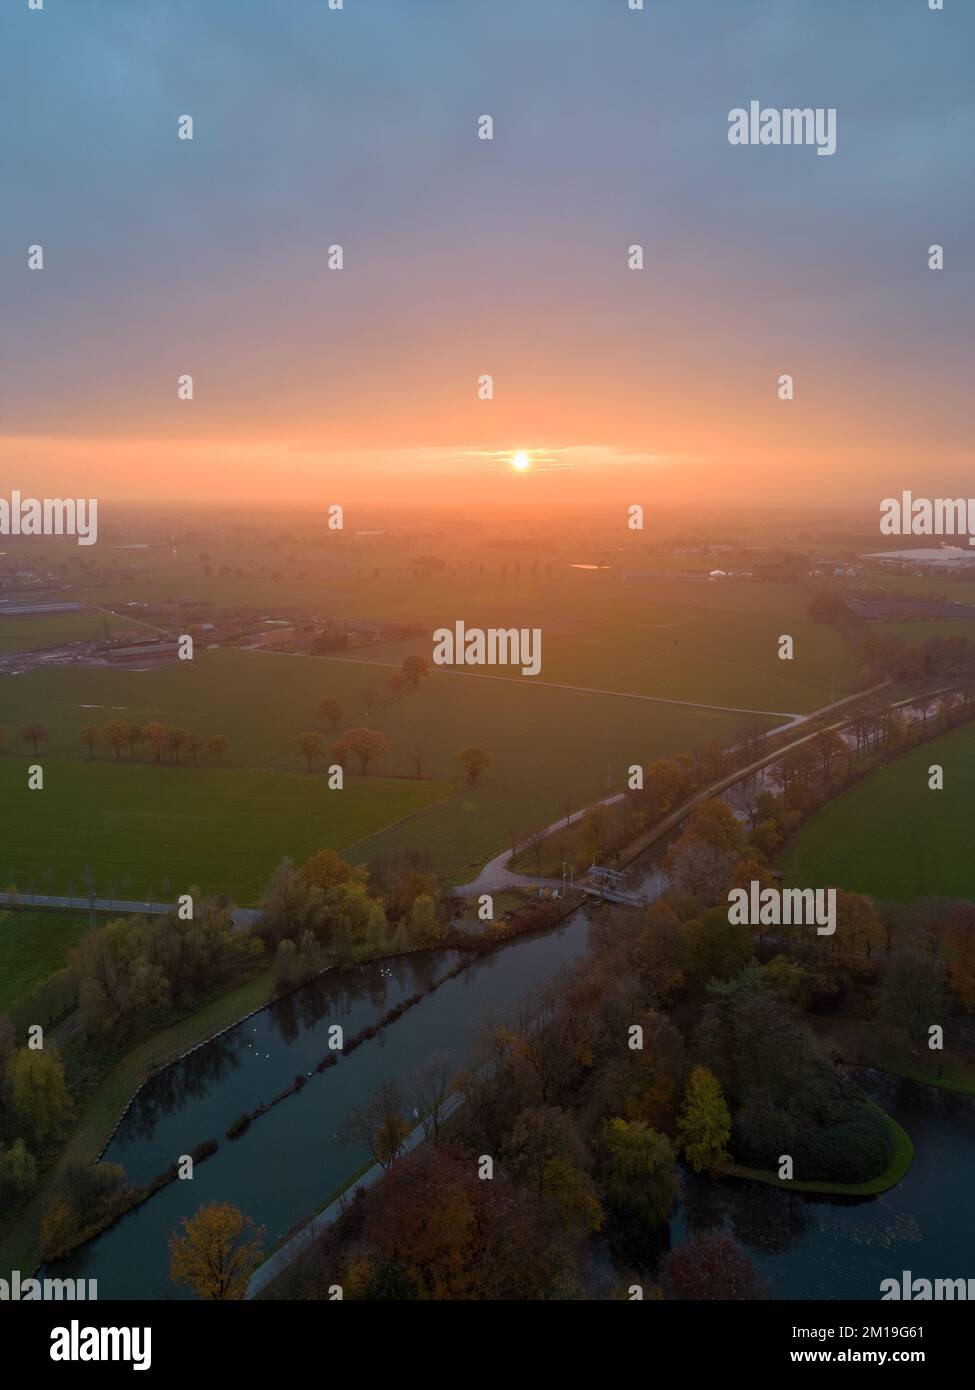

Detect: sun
[511, 451, 531, 471]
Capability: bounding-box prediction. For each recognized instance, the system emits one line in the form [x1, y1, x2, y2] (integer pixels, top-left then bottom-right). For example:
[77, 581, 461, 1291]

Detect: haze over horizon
[3, 0, 972, 509]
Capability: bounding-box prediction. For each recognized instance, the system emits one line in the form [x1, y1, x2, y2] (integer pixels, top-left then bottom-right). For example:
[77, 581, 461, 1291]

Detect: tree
[407, 893, 439, 944]
[169, 1202, 265, 1300]
[80, 723, 100, 758]
[877, 950, 946, 1052]
[339, 1079, 412, 1170]
[184, 733, 201, 763]
[297, 731, 325, 771]
[813, 728, 845, 781]
[402, 655, 429, 688]
[144, 721, 167, 762]
[103, 719, 128, 759]
[0, 1138, 38, 1204]
[681, 908, 753, 989]
[676, 1066, 731, 1173]
[331, 727, 389, 775]
[126, 724, 146, 759]
[20, 722, 47, 755]
[164, 728, 188, 763]
[641, 758, 691, 820]
[11, 1046, 74, 1147]
[208, 734, 230, 763]
[948, 907, 975, 1010]
[601, 1118, 677, 1229]
[661, 1232, 761, 1300]
[257, 858, 324, 948]
[459, 746, 491, 783]
[835, 889, 887, 970]
[318, 697, 343, 728]
[298, 848, 352, 891]
[408, 1052, 456, 1145]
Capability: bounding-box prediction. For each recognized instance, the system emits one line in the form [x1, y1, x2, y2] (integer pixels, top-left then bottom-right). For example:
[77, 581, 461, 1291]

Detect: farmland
[0, 909, 92, 1016]
[0, 607, 138, 652]
[779, 722, 975, 903]
[0, 643, 789, 882]
[0, 758, 452, 904]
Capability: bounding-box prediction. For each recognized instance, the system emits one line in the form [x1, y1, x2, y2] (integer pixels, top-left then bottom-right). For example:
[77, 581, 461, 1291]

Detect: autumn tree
[297, 731, 325, 771]
[339, 1079, 412, 1170]
[948, 906, 975, 1010]
[660, 1232, 761, 1300]
[407, 893, 439, 944]
[298, 848, 352, 891]
[458, 746, 491, 783]
[145, 721, 167, 762]
[80, 723, 100, 758]
[402, 655, 429, 688]
[318, 697, 343, 728]
[20, 722, 48, 755]
[207, 734, 230, 763]
[11, 1046, 74, 1147]
[641, 758, 691, 820]
[169, 1201, 265, 1300]
[103, 719, 128, 759]
[600, 1118, 677, 1230]
[877, 950, 947, 1052]
[676, 1066, 731, 1173]
[331, 727, 389, 775]
[164, 728, 189, 763]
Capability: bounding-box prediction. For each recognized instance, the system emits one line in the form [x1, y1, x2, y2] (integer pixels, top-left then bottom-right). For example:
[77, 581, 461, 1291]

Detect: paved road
[454, 681, 894, 900]
[0, 891, 260, 928]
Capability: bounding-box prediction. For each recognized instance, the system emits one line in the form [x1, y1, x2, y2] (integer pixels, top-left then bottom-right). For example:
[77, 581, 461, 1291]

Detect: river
[50, 908, 974, 1302]
[51, 910, 594, 1299]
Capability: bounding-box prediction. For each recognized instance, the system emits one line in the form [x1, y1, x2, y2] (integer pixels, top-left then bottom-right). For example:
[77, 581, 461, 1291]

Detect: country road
[454, 679, 896, 900]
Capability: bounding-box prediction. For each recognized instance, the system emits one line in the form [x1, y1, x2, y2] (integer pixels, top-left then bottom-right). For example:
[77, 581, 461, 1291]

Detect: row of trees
[295, 726, 491, 784]
[0, 723, 231, 763]
[82, 721, 231, 764]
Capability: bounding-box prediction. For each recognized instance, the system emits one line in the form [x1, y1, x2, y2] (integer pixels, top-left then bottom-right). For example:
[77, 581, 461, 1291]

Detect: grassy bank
[0, 964, 281, 1279]
[0, 909, 92, 1015]
[720, 1103, 914, 1197]
[778, 721, 975, 902]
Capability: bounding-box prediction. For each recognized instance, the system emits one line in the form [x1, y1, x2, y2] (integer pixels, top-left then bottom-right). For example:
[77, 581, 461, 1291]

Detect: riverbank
[811, 1013, 975, 1098]
[0, 891, 583, 1280]
[719, 1102, 914, 1197]
[0, 963, 280, 1278]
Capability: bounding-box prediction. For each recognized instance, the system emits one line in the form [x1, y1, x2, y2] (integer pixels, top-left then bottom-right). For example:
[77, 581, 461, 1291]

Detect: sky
[1, 0, 972, 510]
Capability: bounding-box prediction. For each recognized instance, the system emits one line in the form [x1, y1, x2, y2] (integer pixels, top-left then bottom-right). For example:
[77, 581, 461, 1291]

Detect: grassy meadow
[0, 909, 92, 1016]
[0, 757, 452, 903]
[0, 645, 787, 884]
[779, 723, 975, 903]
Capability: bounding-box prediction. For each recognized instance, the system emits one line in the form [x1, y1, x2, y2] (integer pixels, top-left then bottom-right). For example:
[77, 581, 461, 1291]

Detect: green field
[779, 723, 975, 902]
[0, 645, 791, 878]
[0, 910, 92, 1015]
[871, 618, 975, 647]
[0, 758, 453, 903]
[0, 608, 138, 652]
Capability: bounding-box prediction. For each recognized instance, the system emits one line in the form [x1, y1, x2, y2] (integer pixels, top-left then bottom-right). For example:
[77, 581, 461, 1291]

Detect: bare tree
[338, 1078, 410, 1170]
[407, 1052, 457, 1145]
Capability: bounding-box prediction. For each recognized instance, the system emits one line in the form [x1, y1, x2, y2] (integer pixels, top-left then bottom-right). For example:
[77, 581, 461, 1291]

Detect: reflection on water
[51, 912, 594, 1299]
[51, 912, 975, 1303]
[670, 1069, 975, 1300]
